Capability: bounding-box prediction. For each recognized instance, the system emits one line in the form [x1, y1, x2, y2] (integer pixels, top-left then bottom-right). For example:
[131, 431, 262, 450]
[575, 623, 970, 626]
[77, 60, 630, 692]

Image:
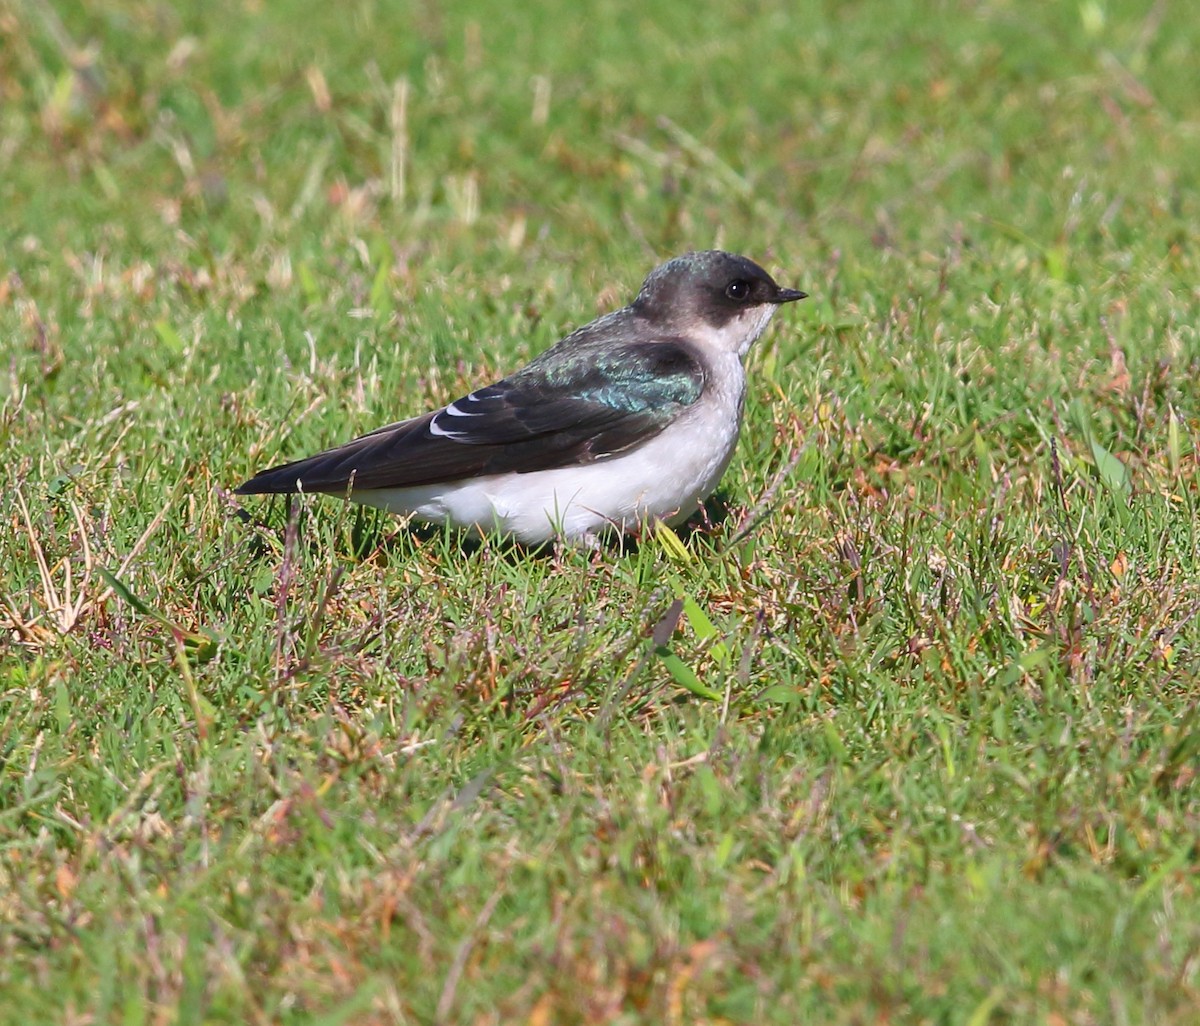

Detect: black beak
[772, 287, 808, 304]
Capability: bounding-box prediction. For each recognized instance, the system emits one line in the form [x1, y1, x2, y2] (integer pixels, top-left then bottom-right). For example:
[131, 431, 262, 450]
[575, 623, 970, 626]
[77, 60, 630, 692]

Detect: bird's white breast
[354, 351, 748, 543]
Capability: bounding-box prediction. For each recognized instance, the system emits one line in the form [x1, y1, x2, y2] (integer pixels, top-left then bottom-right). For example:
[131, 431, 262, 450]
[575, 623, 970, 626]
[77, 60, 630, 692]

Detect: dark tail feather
[235, 441, 380, 494]
[233, 460, 311, 495]
[234, 413, 432, 495]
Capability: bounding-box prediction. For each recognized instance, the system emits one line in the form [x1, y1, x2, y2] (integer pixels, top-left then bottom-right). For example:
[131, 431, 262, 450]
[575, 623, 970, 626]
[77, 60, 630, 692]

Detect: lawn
[3, 0, 1199, 1022]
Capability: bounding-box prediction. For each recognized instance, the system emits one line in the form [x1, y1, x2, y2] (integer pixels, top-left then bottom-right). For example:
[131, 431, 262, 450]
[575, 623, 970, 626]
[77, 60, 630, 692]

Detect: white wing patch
[429, 390, 500, 439]
[427, 416, 460, 438]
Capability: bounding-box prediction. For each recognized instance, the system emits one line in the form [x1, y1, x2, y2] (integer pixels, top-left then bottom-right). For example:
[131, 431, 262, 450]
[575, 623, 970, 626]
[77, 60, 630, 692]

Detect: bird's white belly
[355, 364, 746, 543]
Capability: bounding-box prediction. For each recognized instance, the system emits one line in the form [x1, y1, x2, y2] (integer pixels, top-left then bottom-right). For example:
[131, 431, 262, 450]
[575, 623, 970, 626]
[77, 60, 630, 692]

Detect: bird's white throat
[700, 304, 780, 357]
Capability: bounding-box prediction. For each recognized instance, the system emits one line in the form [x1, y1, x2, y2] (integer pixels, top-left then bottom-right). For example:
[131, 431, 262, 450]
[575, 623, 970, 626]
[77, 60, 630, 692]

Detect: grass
[3, 0, 1199, 1021]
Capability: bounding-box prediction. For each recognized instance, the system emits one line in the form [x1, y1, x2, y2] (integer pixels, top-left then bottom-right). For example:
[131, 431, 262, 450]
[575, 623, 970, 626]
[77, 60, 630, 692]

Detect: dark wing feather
[235, 339, 706, 495]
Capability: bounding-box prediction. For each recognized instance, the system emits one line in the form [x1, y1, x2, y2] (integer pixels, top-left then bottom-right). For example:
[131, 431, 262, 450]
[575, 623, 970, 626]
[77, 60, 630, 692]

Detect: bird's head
[632, 250, 806, 356]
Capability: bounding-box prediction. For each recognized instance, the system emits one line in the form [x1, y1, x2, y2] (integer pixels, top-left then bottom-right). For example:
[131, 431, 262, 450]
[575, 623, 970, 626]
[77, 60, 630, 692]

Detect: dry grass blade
[436, 888, 504, 1024]
[12, 485, 91, 635]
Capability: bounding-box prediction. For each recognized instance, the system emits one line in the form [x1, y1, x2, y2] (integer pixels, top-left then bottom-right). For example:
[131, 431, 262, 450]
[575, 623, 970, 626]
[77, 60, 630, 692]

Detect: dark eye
[725, 279, 752, 302]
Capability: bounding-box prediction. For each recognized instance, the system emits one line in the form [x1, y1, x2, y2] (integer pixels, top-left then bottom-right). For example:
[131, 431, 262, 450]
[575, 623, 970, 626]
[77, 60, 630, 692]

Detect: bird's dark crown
[631, 250, 804, 328]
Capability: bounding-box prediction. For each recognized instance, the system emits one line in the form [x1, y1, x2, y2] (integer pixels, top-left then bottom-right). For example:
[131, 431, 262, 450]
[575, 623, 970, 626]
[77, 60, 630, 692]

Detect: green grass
[3, 0, 1199, 1021]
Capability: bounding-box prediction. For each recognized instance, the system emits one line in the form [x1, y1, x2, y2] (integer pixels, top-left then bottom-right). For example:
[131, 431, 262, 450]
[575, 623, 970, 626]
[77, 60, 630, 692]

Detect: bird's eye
[725, 280, 752, 302]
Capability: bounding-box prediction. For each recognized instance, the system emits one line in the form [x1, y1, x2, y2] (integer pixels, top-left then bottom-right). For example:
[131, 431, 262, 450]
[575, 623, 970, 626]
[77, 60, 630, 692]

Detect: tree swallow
[235, 250, 806, 544]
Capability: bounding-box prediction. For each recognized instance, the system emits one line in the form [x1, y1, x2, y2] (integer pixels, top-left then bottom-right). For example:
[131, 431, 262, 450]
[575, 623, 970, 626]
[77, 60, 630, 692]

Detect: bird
[235, 250, 806, 544]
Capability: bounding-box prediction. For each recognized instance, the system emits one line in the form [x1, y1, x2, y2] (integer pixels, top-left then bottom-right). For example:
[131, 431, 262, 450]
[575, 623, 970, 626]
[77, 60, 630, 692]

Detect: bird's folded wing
[235, 339, 706, 494]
